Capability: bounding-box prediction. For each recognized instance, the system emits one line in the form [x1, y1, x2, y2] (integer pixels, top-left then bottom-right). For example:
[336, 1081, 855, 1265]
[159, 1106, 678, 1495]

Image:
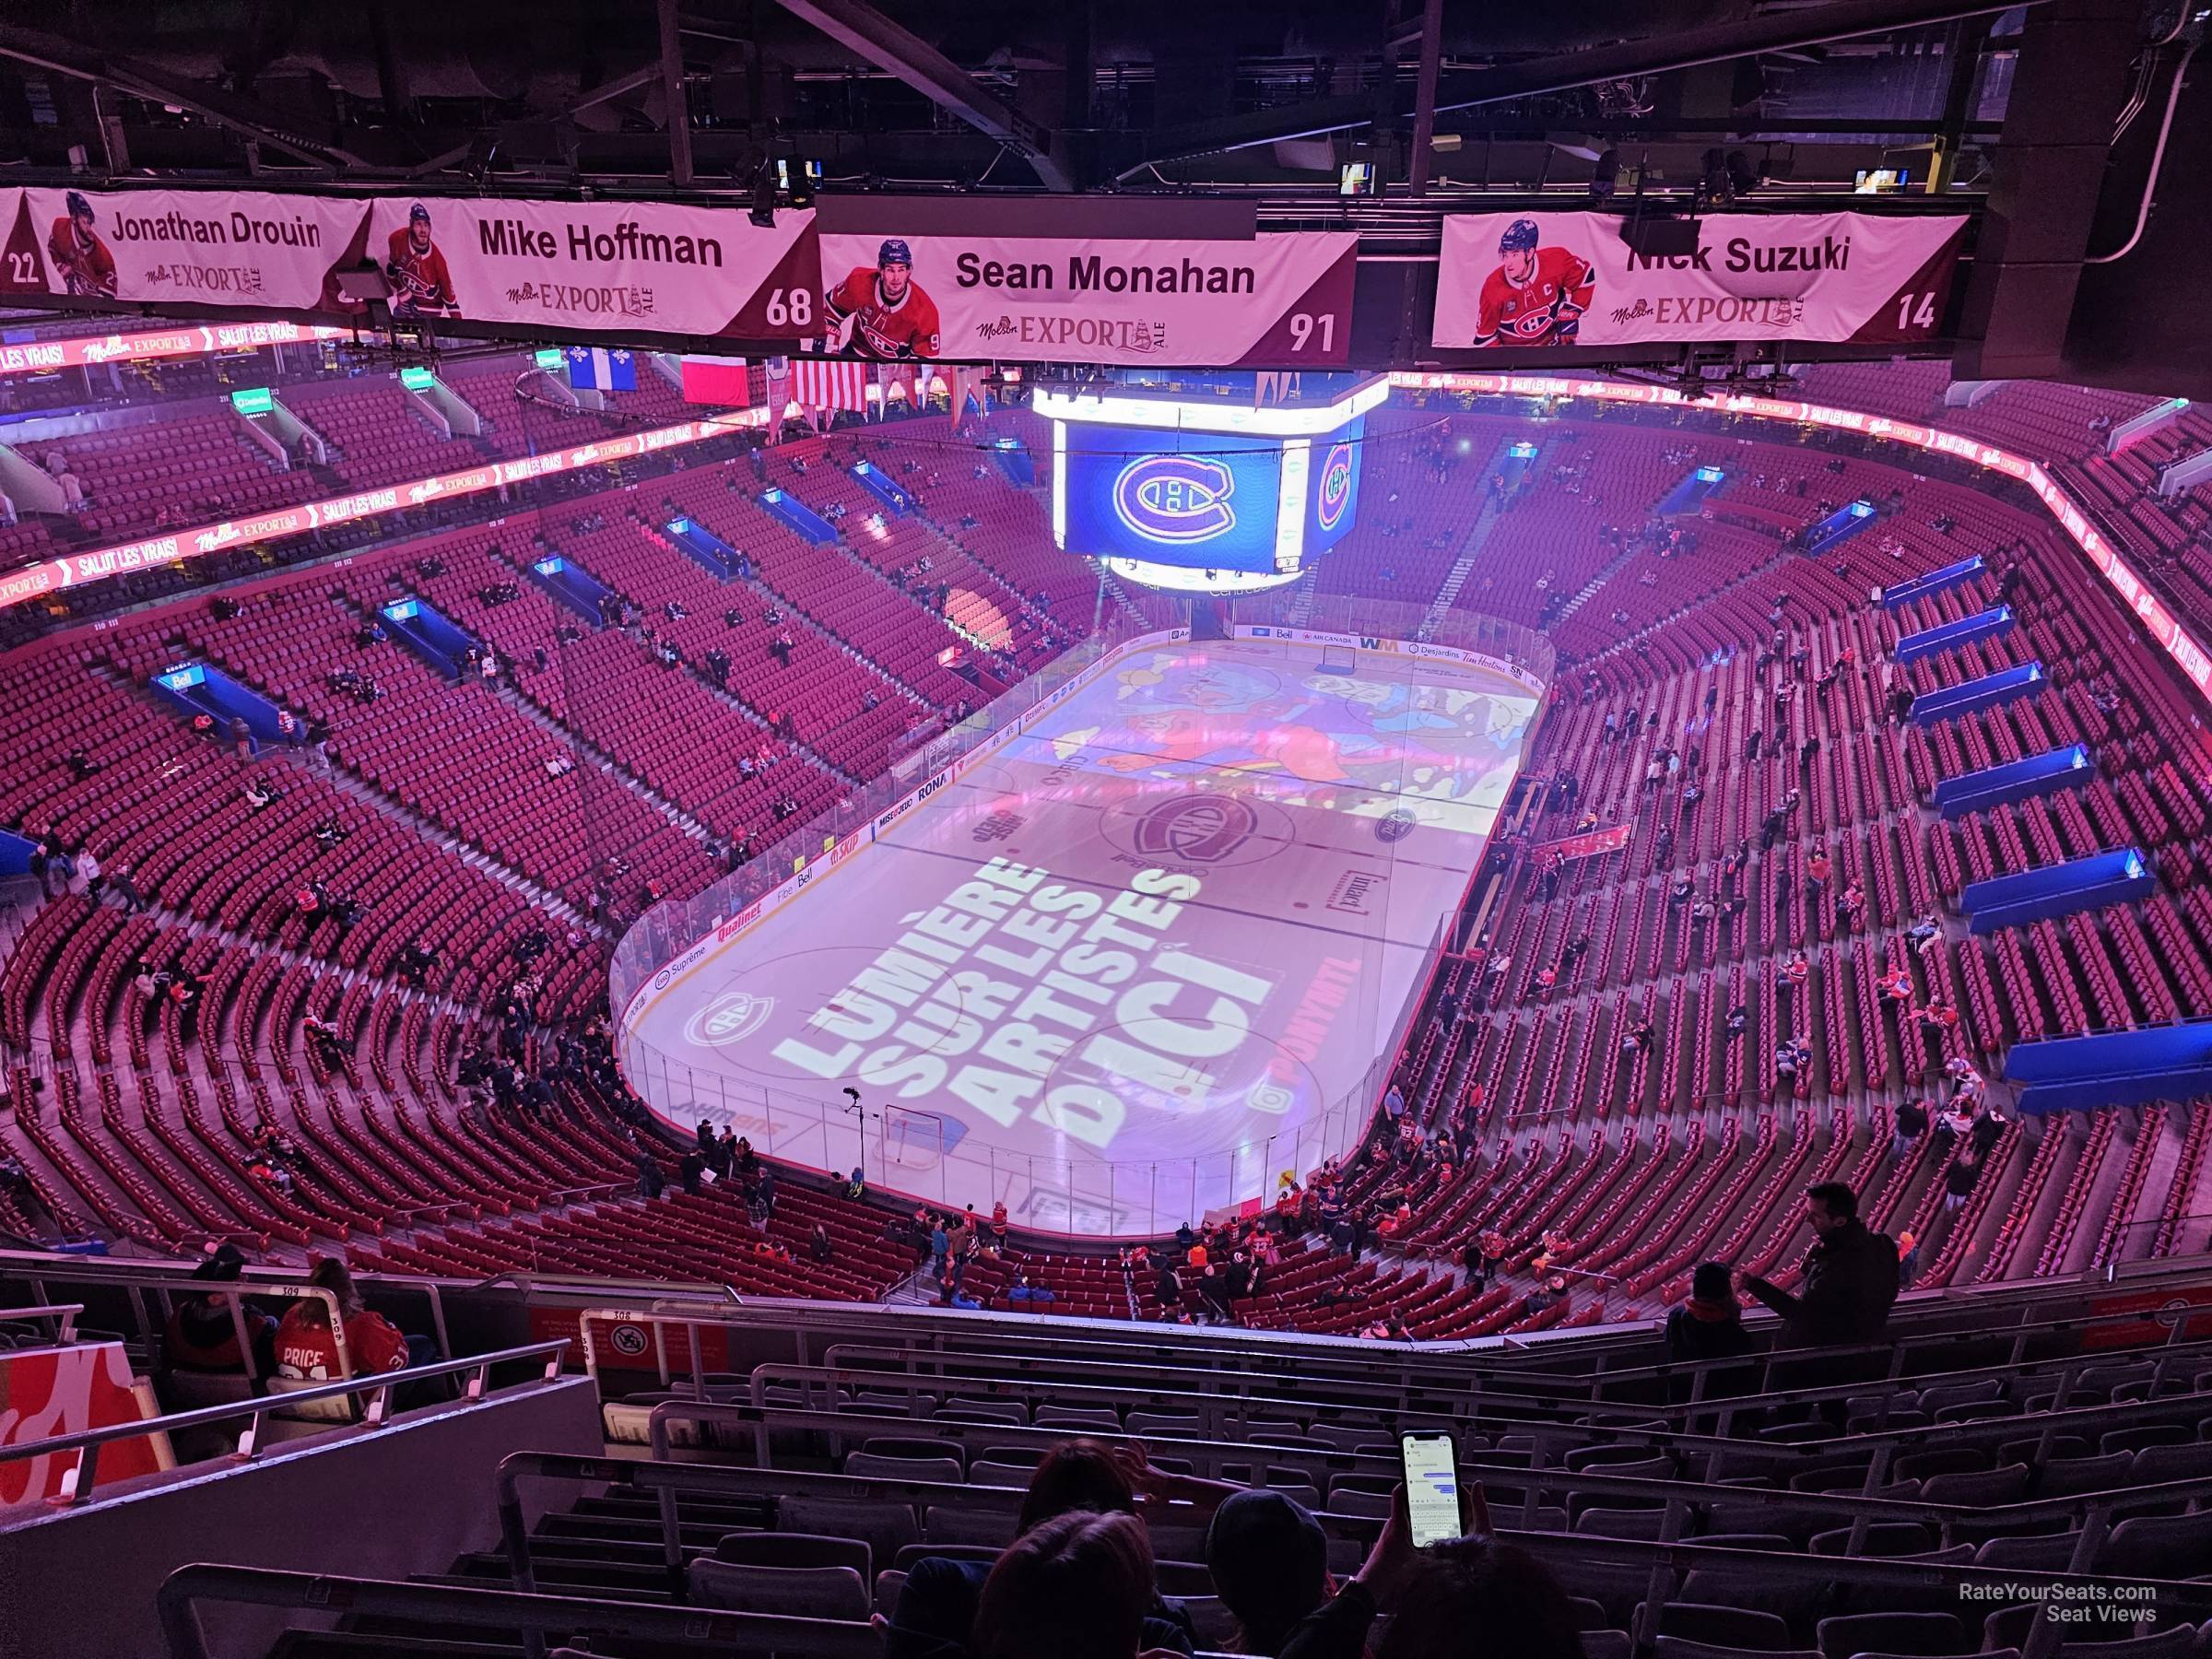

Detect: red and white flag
[793, 358, 868, 412]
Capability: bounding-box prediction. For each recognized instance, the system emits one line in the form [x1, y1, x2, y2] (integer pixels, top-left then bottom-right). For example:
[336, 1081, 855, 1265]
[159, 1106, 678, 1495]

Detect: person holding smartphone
[1278, 1453, 1582, 1659]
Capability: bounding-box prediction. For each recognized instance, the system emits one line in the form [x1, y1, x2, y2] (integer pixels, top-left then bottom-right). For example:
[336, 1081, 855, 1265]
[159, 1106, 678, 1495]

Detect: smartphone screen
[1400, 1432, 1461, 1548]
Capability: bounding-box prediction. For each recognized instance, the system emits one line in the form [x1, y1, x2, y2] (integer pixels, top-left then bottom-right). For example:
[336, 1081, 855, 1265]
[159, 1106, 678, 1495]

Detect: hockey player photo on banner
[361, 197, 819, 341]
[1432, 209, 1968, 350]
[0, 187, 373, 313]
[811, 227, 1357, 366]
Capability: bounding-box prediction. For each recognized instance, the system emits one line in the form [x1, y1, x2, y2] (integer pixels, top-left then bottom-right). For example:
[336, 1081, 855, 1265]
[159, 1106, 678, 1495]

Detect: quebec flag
[566, 347, 636, 392]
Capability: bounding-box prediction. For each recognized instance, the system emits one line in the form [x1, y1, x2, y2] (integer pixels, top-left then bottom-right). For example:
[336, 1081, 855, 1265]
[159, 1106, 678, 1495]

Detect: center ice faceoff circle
[624, 638, 1536, 1232]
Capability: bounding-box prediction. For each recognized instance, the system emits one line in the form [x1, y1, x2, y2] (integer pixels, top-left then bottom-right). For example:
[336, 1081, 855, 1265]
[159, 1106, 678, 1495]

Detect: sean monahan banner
[811, 230, 1358, 366]
[0, 409, 767, 613]
[1430, 211, 1968, 350]
[0, 186, 817, 344]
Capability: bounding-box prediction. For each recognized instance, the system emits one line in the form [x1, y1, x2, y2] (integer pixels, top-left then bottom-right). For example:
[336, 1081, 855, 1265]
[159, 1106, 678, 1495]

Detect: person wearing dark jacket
[163, 1244, 276, 1375]
[1665, 1263, 1756, 1365]
[1739, 1182, 1899, 1346]
[881, 1441, 1202, 1659]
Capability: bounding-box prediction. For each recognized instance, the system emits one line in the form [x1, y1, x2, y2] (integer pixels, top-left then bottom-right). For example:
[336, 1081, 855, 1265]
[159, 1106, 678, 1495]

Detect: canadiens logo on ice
[1133, 794, 1257, 864]
[687, 991, 776, 1047]
[1113, 455, 1236, 544]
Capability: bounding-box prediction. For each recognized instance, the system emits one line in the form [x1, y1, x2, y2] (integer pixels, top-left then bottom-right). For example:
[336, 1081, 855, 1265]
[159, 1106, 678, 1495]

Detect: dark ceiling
[0, 0, 2052, 208]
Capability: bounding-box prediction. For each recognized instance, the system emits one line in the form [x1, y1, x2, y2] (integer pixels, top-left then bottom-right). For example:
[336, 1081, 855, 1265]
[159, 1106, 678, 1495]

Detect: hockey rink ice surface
[628, 637, 1536, 1233]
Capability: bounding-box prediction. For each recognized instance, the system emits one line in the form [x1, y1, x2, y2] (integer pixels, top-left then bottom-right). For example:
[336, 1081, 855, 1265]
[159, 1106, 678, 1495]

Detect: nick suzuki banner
[0, 186, 817, 344]
[1431, 210, 1967, 349]
[356, 197, 815, 340]
[811, 230, 1358, 365]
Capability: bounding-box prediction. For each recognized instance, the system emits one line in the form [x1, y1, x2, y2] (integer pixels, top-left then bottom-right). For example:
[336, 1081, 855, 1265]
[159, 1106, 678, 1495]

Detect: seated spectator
[884, 1440, 1203, 1659]
[972, 1510, 1187, 1659]
[1665, 1263, 1754, 1365]
[274, 1256, 421, 1382]
[1206, 1487, 1331, 1655]
[163, 1244, 276, 1375]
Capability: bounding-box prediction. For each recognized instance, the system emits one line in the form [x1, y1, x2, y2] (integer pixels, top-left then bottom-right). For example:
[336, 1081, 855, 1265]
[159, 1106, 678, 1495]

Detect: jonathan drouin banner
[1431, 210, 1968, 350]
[810, 230, 1359, 366]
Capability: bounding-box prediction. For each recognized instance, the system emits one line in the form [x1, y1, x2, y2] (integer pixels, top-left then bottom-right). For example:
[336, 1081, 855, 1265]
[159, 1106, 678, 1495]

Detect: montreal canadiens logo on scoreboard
[1316, 441, 1355, 532]
[1112, 454, 1237, 544]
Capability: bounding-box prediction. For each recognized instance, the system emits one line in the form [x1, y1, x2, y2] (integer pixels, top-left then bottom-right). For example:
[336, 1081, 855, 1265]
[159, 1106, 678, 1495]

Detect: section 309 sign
[811, 230, 1357, 366]
[1431, 210, 1968, 350]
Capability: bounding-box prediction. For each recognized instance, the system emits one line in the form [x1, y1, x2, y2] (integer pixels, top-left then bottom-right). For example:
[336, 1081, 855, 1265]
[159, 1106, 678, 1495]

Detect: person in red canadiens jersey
[48, 191, 118, 299]
[275, 1256, 413, 1380]
[385, 202, 459, 318]
[1472, 218, 1596, 347]
[825, 237, 941, 359]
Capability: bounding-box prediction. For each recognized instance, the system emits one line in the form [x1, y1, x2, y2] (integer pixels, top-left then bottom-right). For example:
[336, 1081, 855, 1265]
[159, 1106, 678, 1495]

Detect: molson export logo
[1112, 454, 1235, 544]
[1316, 441, 1355, 532]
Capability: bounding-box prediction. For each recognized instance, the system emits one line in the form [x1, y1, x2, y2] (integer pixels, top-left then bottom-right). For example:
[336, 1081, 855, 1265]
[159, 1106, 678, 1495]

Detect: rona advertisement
[810, 230, 1358, 366]
[1431, 210, 1968, 350]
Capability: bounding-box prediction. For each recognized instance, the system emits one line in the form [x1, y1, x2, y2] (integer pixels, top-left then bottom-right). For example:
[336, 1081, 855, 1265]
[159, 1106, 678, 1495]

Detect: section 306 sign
[1431, 210, 1968, 350]
[811, 230, 1357, 366]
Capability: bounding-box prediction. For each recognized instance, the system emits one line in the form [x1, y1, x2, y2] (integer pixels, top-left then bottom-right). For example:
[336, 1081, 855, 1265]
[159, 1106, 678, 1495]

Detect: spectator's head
[1018, 1438, 1135, 1535]
[1806, 1182, 1857, 1237]
[1374, 1537, 1582, 1659]
[1689, 1262, 1734, 1307]
[973, 1509, 1153, 1659]
[304, 1255, 364, 1317]
[193, 1242, 247, 1285]
[1206, 1488, 1330, 1653]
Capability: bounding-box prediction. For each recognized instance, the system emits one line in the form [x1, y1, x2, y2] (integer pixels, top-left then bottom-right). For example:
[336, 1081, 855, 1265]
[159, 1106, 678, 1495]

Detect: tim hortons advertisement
[0, 187, 371, 312]
[1431, 210, 1968, 349]
[809, 230, 1358, 365]
[358, 197, 818, 340]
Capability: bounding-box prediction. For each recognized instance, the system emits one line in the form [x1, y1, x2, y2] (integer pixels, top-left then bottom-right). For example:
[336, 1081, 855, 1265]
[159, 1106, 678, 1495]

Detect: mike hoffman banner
[356, 197, 817, 339]
[1430, 210, 1968, 350]
[810, 230, 1358, 366]
[0, 187, 818, 344]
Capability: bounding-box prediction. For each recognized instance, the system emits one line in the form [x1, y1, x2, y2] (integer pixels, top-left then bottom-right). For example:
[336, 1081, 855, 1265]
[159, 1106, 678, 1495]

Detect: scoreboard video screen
[1037, 377, 1383, 593]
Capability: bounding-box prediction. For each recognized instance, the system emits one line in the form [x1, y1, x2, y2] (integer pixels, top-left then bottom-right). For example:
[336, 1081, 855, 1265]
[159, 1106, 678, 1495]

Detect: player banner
[0, 187, 371, 312]
[1532, 823, 1632, 864]
[1431, 210, 1968, 350]
[357, 196, 817, 341]
[0, 185, 818, 345]
[810, 230, 1358, 366]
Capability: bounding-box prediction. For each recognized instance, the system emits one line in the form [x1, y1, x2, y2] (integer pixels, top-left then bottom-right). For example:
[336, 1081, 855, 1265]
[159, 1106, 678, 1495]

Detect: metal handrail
[0, 1300, 83, 1343]
[644, 1394, 2212, 1529]
[567, 1291, 2212, 1430]
[155, 1562, 885, 1659]
[0, 1338, 570, 1507]
[732, 1333, 2212, 1448]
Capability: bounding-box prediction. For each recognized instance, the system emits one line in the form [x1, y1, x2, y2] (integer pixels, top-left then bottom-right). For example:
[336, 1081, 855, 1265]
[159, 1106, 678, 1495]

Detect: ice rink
[624, 635, 1537, 1233]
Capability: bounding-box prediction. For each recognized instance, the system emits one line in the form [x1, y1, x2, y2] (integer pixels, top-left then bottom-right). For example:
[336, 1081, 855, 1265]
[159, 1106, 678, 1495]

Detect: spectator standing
[1739, 1182, 1899, 1346]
